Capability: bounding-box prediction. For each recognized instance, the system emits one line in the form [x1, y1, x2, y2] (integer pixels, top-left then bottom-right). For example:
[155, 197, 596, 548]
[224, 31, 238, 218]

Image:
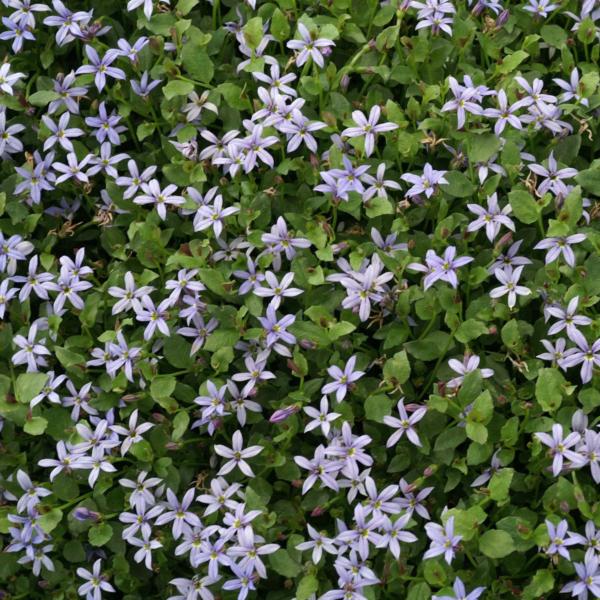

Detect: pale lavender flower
[362, 163, 402, 201]
[560, 555, 600, 599]
[342, 106, 398, 157]
[155, 488, 201, 539]
[30, 370, 67, 408]
[127, 0, 169, 20]
[537, 338, 570, 371]
[546, 296, 591, 346]
[0, 61, 25, 94]
[134, 180, 185, 221]
[304, 396, 340, 437]
[296, 524, 337, 564]
[85, 102, 127, 145]
[534, 234, 586, 268]
[384, 399, 427, 447]
[183, 90, 218, 122]
[115, 160, 157, 199]
[278, 110, 326, 153]
[193, 196, 239, 237]
[214, 430, 263, 478]
[377, 512, 417, 559]
[488, 239, 532, 273]
[561, 338, 600, 385]
[15, 469, 52, 513]
[294, 445, 340, 494]
[401, 163, 448, 198]
[135, 295, 171, 340]
[76, 559, 115, 599]
[12, 323, 50, 372]
[53, 152, 92, 184]
[409, 246, 472, 290]
[131, 71, 162, 97]
[119, 471, 162, 512]
[48, 71, 87, 114]
[326, 421, 373, 469]
[424, 515, 462, 564]
[38, 440, 89, 481]
[108, 271, 154, 315]
[41, 112, 84, 152]
[11, 255, 55, 302]
[396, 479, 433, 519]
[76, 46, 125, 92]
[523, 0, 559, 18]
[110, 409, 153, 456]
[490, 266, 531, 309]
[129, 530, 163, 570]
[433, 576, 485, 600]
[336, 504, 384, 560]
[286, 23, 335, 68]
[577, 430, 600, 484]
[546, 519, 583, 561]
[252, 63, 297, 97]
[484, 90, 527, 135]
[535, 424, 582, 476]
[554, 68, 588, 106]
[177, 315, 219, 355]
[253, 271, 303, 309]
[441, 76, 483, 129]
[0, 16, 35, 53]
[467, 193, 514, 241]
[321, 355, 365, 403]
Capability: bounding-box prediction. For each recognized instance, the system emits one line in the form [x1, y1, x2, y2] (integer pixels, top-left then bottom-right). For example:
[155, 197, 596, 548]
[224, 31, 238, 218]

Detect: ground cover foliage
[1, 0, 600, 598]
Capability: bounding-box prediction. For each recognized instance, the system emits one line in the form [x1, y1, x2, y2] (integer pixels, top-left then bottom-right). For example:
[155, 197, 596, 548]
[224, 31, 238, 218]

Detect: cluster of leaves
[1, 0, 600, 599]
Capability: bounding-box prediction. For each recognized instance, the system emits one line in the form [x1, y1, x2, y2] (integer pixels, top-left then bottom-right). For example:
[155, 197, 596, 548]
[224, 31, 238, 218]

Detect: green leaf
[172, 411, 189, 441]
[407, 582, 432, 600]
[55, 346, 86, 368]
[271, 8, 290, 42]
[535, 368, 565, 412]
[455, 319, 488, 344]
[405, 331, 454, 361]
[129, 439, 154, 463]
[479, 529, 516, 558]
[63, 540, 86, 563]
[150, 375, 177, 400]
[88, 523, 113, 547]
[489, 468, 514, 503]
[296, 575, 319, 600]
[496, 50, 528, 75]
[176, 0, 199, 14]
[269, 549, 302, 577]
[443, 171, 475, 198]
[28, 90, 60, 106]
[508, 189, 541, 224]
[522, 570, 554, 600]
[182, 46, 214, 83]
[466, 421, 487, 444]
[467, 133, 501, 164]
[39, 508, 63, 534]
[24, 416, 48, 435]
[137, 122, 156, 141]
[163, 80, 194, 100]
[15, 373, 47, 404]
[383, 350, 411, 385]
[541, 24, 567, 48]
[575, 167, 600, 195]
[365, 393, 395, 423]
[243, 17, 263, 50]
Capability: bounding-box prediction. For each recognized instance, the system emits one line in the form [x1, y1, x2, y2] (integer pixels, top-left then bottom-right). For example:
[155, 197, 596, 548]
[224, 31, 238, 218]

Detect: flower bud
[269, 405, 299, 424]
[73, 507, 101, 522]
[496, 9, 509, 27]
